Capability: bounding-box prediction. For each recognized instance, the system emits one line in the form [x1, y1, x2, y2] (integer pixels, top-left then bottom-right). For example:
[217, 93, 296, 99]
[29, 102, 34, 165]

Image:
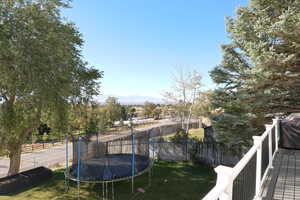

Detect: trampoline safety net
[66, 132, 154, 183]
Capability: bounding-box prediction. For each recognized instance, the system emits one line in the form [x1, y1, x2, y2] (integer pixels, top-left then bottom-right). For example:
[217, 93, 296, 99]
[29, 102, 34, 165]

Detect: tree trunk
[185, 88, 197, 134]
[7, 144, 22, 176]
[198, 117, 203, 128]
[186, 105, 192, 134]
[181, 112, 184, 129]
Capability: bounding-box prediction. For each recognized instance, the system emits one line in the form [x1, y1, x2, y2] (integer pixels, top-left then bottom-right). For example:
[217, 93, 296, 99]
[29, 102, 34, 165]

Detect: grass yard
[0, 160, 215, 200]
[164, 128, 205, 140]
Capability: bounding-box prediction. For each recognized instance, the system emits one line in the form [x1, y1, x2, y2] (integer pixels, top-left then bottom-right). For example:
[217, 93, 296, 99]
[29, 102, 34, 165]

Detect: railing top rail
[233, 121, 277, 178]
[232, 144, 258, 179]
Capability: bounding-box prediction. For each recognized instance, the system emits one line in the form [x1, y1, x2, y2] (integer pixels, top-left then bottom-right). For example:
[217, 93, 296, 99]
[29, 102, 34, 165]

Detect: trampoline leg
[148, 168, 151, 187]
[102, 183, 105, 200]
[64, 177, 69, 192]
[112, 182, 115, 200]
[131, 177, 134, 194]
[77, 181, 80, 200]
[106, 182, 108, 199]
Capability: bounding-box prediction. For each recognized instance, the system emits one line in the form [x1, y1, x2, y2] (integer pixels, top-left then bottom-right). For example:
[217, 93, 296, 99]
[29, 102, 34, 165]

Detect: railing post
[273, 117, 280, 152]
[265, 124, 273, 169]
[253, 136, 262, 199]
[215, 166, 234, 200]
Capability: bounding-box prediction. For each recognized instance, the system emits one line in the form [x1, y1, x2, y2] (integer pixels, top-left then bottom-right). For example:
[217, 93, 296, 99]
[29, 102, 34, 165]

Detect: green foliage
[129, 107, 137, 118]
[143, 102, 161, 119]
[120, 106, 128, 121]
[170, 128, 189, 144]
[85, 118, 97, 137]
[95, 107, 110, 132]
[153, 106, 162, 120]
[81, 103, 110, 135]
[193, 90, 214, 118]
[164, 128, 204, 141]
[210, 0, 300, 147]
[104, 96, 122, 127]
[143, 101, 157, 118]
[0, 0, 102, 173]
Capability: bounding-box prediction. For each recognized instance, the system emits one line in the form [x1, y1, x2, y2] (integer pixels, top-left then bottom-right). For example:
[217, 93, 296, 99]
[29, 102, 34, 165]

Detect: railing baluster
[266, 125, 273, 169]
[273, 117, 280, 153]
[253, 136, 262, 198]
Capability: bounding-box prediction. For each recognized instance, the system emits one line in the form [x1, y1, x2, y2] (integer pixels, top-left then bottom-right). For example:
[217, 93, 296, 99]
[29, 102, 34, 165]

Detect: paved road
[0, 119, 176, 178]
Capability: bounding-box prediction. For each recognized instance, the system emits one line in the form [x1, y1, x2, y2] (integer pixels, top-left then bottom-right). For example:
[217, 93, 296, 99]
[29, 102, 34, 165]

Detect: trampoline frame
[64, 156, 154, 184]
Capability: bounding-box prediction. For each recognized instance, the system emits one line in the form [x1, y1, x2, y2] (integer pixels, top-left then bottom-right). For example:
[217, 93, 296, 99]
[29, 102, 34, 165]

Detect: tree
[163, 67, 202, 133]
[161, 105, 171, 118]
[37, 124, 51, 136]
[193, 90, 214, 118]
[192, 90, 215, 128]
[0, 0, 102, 175]
[120, 106, 129, 121]
[104, 97, 122, 127]
[153, 106, 162, 120]
[210, 0, 300, 147]
[143, 101, 157, 118]
[85, 118, 97, 138]
[129, 107, 137, 118]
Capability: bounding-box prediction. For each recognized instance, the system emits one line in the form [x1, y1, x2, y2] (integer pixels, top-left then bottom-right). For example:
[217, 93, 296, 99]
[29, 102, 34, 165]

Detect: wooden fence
[21, 141, 64, 153]
[154, 139, 242, 167]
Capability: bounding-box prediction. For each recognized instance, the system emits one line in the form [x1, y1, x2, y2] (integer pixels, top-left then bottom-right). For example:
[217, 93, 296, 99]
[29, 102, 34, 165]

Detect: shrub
[170, 128, 188, 144]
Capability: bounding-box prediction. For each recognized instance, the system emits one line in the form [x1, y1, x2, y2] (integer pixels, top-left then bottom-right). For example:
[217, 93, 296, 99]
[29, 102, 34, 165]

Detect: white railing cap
[253, 135, 262, 144]
[265, 124, 273, 130]
[272, 118, 280, 123]
[215, 165, 233, 175]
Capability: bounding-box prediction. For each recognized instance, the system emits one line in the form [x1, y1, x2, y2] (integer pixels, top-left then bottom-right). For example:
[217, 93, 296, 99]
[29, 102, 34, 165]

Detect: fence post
[253, 136, 262, 199]
[215, 165, 234, 200]
[265, 124, 273, 169]
[273, 117, 280, 152]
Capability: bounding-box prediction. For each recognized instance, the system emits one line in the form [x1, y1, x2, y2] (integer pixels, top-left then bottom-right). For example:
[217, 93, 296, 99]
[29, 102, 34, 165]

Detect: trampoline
[65, 129, 155, 200]
[69, 154, 150, 182]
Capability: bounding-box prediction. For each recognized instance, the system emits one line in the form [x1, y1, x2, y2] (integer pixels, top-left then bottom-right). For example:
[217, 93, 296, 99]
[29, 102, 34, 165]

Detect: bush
[170, 128, 188, 144]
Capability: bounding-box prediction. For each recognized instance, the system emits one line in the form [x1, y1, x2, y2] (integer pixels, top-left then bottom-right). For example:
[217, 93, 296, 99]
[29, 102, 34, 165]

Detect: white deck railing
[202, 118, 280, 200]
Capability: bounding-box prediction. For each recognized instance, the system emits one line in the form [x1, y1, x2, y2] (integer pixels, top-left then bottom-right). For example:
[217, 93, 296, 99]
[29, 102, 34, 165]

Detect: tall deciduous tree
[163, 67, 202, 133]
[0, 0, 102, 175]
[211, 0, 300, 147]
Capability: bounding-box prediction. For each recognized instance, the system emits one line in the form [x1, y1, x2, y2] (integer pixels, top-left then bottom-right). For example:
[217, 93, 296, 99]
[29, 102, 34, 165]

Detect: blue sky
[62, 0, 248, 100]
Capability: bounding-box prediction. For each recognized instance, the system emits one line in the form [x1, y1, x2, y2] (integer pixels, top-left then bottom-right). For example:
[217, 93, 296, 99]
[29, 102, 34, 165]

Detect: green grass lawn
[0, 161, 215, 200]
[164, 128, 205, 140]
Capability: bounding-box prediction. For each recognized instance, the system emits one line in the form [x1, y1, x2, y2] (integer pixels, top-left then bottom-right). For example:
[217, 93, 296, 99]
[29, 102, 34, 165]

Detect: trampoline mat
[69, 154, 150, 182]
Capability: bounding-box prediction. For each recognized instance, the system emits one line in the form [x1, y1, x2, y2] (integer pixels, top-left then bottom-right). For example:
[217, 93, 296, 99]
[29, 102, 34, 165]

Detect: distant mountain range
[97, 95, 164, 105]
